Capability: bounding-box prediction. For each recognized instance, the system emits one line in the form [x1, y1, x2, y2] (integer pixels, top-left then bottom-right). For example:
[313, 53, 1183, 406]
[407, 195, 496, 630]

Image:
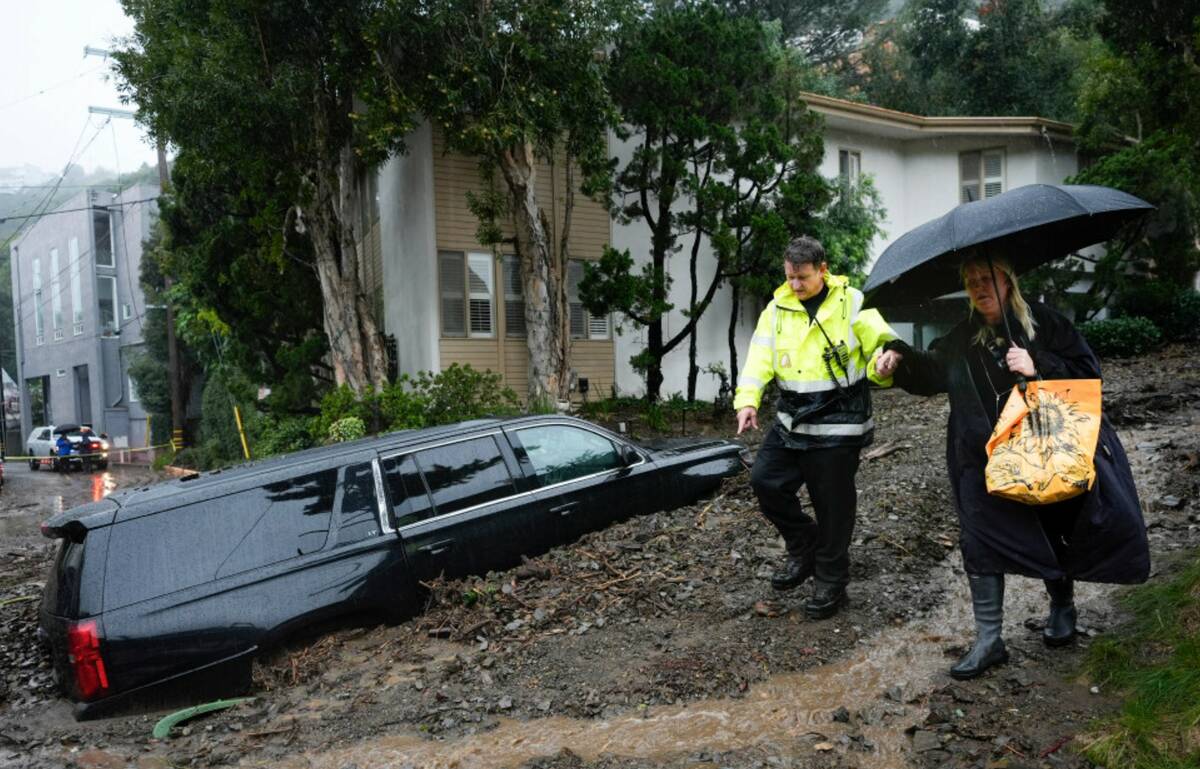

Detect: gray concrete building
[10, 183, 158, 456]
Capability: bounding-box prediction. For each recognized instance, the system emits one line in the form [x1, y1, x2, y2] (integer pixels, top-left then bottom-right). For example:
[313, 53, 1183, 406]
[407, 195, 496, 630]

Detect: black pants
[750, 427, 862, 587]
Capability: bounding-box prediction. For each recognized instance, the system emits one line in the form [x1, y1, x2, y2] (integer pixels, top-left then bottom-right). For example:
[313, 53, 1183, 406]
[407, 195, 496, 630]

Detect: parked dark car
[38, 415, 745, 719]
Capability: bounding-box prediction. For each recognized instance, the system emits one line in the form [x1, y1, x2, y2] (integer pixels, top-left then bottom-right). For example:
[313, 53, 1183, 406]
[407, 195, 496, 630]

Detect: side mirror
[618, 444, 640, 467]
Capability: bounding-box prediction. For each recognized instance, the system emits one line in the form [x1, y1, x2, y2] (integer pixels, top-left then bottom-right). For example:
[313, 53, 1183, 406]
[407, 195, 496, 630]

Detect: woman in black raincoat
[873, 255, 1149, 679]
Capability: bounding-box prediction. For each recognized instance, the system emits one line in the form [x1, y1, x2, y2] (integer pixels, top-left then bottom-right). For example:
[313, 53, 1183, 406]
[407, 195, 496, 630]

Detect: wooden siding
[432, 128, 614, 401]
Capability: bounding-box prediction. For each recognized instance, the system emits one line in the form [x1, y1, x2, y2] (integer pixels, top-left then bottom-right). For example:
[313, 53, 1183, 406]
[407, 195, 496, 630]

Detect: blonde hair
[961, 254, 1036, 346]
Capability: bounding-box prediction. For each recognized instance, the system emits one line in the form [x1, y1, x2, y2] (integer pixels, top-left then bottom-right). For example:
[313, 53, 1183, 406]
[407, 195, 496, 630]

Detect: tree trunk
[728, 284, 740, 388]
[498, 141, 566, 404]
[686, 224, 702, 402]
[302, 112, 388, 394]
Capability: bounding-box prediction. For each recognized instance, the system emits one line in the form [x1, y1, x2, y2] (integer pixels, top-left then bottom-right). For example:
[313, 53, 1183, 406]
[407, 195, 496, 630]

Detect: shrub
[1114, 283, 1200, 343]
[328, 416, 366, 443]
[312, 384, 373, 442]
[378, 377, 428, 431]
[410, 364, 521, 425]
[253, 414, 315, 457]
[1080, 316, 1162, 357]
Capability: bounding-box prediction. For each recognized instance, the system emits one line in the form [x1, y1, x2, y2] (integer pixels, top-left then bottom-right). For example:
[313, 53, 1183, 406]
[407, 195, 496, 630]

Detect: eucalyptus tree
[116, 0, 414, 394]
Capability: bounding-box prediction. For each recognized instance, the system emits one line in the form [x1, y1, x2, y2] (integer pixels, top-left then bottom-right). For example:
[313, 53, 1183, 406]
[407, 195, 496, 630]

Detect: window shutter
[959, 151, 982, 203]
[467, 252, 494, 337]
[588, 311, 609, 340]
[503, 255, 525, 338]
[567, 261, 585, 339]
[983, 150, 1005, 198]
[439, 251, 465, 337]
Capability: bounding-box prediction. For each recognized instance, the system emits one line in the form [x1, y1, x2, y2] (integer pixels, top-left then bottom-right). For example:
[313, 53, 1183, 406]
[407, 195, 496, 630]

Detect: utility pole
[86, 46, 186, 451]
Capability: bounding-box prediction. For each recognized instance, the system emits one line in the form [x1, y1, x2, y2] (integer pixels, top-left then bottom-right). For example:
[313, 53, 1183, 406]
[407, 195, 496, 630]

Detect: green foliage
[195, 373, 254, 468]
[719, 0, 888, 64]
[1082, 556, 1200, 769]
[585, 4, 832, 399]
[328, 417, 367, 443]
[251, 414, 315, 458]
[117, 0, 414, 399]
[849, 0, 1101, 122]
[408, 364, 522, 426]
[1114, 285, 1200, 344]
[1079, 316, 1162, 357]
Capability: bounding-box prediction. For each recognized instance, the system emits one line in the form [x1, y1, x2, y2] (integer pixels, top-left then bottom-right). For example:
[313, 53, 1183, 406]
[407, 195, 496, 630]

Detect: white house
[377, 93, 1079, 402]
[610, 93, 1079, 400]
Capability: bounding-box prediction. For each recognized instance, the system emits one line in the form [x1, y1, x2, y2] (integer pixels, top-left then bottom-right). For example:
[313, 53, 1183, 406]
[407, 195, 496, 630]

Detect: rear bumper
[73, 648, 256, 721]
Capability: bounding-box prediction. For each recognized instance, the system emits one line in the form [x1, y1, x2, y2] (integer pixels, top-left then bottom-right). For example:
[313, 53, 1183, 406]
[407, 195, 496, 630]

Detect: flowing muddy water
[255, 561, 1102, 769]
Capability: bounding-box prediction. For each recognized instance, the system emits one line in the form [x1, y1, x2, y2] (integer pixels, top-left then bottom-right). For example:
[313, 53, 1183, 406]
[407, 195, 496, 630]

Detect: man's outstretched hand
[736, 406, 759, 435]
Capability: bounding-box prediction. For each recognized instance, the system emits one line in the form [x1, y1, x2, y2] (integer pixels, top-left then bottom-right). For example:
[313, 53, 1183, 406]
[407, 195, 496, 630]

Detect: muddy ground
[1, 347, 1197, 769]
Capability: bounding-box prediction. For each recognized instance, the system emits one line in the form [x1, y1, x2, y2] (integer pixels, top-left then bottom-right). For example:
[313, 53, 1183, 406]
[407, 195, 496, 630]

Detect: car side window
[380, 454, 435, 528]
[39, 429, 50, 441]
[214, 469, 337, 578]
[513, 425, 622, 487]
[335, 462, 379, 545]
[415, 436, 516, 516]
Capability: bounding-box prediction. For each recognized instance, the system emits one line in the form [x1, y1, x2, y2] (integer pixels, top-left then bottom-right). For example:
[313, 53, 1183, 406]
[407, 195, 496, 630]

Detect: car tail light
[66, 621, 109, 700]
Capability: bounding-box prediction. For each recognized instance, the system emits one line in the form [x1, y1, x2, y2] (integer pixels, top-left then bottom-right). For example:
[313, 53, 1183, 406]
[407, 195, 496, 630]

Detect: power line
[0, 197, 158, 225]
[0, 64, 108, 112]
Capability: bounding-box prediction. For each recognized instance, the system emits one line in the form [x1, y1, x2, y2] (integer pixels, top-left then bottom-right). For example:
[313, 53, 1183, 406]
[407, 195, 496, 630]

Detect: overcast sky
[0, 0, 159, 177]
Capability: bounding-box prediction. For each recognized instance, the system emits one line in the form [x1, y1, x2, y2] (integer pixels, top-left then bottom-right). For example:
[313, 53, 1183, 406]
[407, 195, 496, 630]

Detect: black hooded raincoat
[891, 302, 1149, 583]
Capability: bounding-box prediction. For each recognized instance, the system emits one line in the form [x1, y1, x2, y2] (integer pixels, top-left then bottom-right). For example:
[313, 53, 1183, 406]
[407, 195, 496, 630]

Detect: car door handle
[418, 539, 455, 556]
[550, 502, 580, 517]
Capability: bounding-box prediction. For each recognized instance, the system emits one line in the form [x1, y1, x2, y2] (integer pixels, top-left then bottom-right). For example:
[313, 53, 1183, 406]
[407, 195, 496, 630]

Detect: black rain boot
[951, 574, 1009, 680]
[771, 548, 815, 591]
[1043, 577, 1077, 647]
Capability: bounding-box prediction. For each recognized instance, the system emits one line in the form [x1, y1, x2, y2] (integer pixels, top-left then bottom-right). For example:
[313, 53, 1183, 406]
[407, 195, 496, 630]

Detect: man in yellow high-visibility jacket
[735, 235, 902, 619]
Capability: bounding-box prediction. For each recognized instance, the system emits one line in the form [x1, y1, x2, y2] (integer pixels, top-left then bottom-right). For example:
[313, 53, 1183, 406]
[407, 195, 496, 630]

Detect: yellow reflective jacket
[734, 274, 898, 449]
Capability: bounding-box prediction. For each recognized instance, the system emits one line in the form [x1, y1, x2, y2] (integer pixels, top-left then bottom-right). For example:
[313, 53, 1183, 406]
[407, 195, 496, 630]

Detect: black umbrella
[53, 424, 81, 434]
[863, 184, 1153, 309]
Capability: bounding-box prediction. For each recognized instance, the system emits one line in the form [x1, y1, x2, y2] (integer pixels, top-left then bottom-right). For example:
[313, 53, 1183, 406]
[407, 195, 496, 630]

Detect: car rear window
[43, 540, 85, 618]
[415, 436, 515, 515]
[104, 469, 338, 607]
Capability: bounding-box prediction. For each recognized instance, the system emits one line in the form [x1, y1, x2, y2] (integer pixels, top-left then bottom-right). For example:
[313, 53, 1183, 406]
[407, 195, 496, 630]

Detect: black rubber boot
[1043, 578, 1077, 647]
[951, 574, 1009, 680]
[804, 581, 847, 619]
[771, 549, 815, 591]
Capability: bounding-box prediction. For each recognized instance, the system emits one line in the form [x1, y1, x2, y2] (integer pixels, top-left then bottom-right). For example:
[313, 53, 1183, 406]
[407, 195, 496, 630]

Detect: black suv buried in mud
[37, 415, 746, 719]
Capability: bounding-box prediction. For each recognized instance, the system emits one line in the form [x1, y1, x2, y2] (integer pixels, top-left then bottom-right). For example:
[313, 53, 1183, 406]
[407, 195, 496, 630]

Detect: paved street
[0, 462, 163, 546]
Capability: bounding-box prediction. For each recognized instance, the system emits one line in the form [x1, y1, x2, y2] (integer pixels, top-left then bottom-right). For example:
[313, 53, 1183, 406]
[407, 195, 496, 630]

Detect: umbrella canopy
[53, 424, 81, 434]
[863, 184, 1153, 308]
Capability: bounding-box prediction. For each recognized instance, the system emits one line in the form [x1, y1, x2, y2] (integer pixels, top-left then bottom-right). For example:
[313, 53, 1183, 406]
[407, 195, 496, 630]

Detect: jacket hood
[773, 273, 850, 309]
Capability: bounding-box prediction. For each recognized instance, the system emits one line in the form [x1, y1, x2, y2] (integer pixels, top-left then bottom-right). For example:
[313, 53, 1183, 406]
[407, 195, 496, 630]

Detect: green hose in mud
[152, 697, 255, 739]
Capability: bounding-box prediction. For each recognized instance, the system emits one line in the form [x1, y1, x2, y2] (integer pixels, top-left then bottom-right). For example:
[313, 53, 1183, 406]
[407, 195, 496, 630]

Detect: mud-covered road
[1, 348, 1196, 769]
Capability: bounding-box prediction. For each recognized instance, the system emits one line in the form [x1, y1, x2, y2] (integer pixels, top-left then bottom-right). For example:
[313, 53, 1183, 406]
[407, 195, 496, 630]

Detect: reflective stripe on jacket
[734, 274, 898, 449]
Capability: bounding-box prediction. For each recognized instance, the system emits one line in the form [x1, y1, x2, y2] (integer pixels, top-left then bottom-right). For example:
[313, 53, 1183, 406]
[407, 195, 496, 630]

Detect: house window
[960, 149, 1005, 203]
[97, 276, 118, 335]
[128, 376, 139, 403]
[32, 254, 44, 345]
[467, 252, 495, 337]
[438, 250, 495, 338]
[69, 237, 83, 330]
[838, 149, 861, 184]
[122, 303, 133, 320]
[503, 255, 525, 339]
[93, 210, 114, 267]
[50, 247, 63, 336]
[567, 260, 609, 340]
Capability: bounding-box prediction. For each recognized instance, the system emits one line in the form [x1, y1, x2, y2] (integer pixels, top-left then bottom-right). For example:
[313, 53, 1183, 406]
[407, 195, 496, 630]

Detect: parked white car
[26, 425, 109, 471]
